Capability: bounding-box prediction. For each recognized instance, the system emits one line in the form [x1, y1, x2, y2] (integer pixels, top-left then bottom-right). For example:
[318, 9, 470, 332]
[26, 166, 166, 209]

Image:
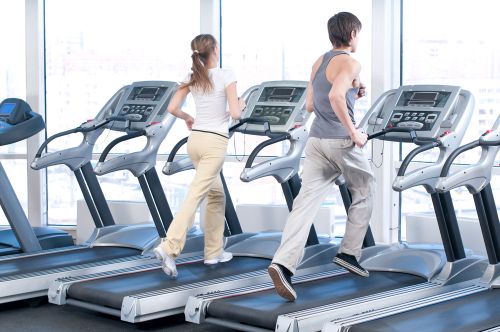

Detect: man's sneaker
[268, 263, 297, 301]
[153, 246, 178, 277]
[333, 252, 369, 277]
[204, 251, 233, 265]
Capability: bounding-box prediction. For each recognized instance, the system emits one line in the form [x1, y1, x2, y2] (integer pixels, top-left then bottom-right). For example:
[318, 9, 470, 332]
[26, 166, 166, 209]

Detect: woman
[154, 34, 245, 277]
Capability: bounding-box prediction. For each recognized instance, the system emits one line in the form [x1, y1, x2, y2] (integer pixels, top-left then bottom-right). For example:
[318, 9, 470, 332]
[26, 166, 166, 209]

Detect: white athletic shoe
[204, 251, 233, 265]
[153, 246, 178, 277]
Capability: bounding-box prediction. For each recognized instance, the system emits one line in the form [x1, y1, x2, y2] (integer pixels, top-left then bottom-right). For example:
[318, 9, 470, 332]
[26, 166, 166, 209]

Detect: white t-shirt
[184, 67, 236, 136]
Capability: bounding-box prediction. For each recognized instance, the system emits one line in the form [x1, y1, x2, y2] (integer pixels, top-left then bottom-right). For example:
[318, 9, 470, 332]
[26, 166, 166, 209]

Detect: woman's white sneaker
[204, 251, 233, 265]
[153, 246, 178, 277]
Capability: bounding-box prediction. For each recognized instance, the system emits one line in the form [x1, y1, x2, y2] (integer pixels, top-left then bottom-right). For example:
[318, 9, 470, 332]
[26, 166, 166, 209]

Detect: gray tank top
[309, 50, 358, 139]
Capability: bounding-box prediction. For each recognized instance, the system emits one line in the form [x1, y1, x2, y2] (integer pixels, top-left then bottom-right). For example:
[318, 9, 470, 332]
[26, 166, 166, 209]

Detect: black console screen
[258, 87, 305, 103]
[128, 87, 167, 101]
[0, 103, 16, 117]
[396, 91, 451, 107]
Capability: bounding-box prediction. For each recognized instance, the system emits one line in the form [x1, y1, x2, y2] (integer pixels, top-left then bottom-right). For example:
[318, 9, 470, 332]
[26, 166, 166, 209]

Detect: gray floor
[0, 299, 236, 332]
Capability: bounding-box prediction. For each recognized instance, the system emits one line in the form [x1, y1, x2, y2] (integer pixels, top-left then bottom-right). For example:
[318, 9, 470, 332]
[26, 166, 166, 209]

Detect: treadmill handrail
[166, 117, 274, 163]
[97, 130, 147, 163]
[398, 141, 442, 176]
[35, 127, 83, 158]
[166, 136, 188, 163]
[228, 117, 273, 136]
[440, 140, 481, 177]
[34, 115, 136, 158]
[480, 138, 500, 146]
[367, 127, 435, 146]
[244, 133, 292, 169]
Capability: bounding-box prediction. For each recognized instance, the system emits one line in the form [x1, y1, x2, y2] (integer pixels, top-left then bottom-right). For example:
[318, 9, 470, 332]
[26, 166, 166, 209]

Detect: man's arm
[328, 58, 367, 147]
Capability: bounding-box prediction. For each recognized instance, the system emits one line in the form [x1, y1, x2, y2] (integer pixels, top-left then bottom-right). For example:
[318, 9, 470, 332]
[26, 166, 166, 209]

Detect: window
[0, 1, 27, 225]
[401, 0, 500, 242]
[45, 0, 200, 225]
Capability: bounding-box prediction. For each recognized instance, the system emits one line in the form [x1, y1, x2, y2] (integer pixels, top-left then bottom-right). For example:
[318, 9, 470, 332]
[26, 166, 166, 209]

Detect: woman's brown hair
[181, 34, 217, 93]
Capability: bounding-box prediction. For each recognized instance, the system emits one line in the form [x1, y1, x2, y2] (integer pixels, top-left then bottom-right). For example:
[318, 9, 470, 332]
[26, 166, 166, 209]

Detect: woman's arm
[167, 86, 194, 129]
[226, 82, 245, 120]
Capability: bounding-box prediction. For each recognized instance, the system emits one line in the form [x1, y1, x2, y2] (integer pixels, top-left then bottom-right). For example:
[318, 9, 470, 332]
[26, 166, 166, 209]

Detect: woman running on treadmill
[268, 12, 374, 301]
[154, 34, 245, 277]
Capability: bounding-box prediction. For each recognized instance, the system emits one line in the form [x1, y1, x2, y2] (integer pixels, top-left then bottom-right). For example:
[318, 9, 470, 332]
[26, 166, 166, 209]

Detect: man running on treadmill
[268, 12, 374, 301]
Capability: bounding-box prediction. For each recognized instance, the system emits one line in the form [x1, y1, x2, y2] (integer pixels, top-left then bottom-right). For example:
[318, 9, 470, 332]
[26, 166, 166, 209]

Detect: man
[268, 12, 374, 301]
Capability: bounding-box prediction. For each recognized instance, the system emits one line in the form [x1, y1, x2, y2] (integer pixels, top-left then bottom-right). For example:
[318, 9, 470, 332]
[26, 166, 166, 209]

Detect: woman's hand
[238, 97, 247, 112]
[184, 115, 194, 130]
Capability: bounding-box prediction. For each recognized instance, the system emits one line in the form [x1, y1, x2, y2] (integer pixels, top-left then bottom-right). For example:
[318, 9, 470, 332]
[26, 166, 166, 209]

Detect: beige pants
[160, 130, 228, 260]
[272, 137, 374, 274]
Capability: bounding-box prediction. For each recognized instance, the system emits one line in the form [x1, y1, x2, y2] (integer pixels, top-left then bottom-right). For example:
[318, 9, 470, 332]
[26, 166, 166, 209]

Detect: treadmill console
[0, 98, 45, 146]
[238, 81, 308, 135]
[109, 81, 178, 132]
[365, 85, 472, 142]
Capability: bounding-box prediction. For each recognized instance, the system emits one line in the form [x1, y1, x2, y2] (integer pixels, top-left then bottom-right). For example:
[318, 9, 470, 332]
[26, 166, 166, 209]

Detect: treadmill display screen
[0, 103, 16, 117]
[396, 91, 451, 107]
[258, 87, 305, 103]
[128, 87, 167, 101]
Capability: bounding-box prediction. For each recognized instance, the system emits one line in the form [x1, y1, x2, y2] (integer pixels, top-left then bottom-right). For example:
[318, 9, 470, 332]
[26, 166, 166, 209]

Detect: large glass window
[221, 0, 372, 237]
[0, 1, 27, 225]
[45, 0, 200, 225]
[401, 0, 500, 242]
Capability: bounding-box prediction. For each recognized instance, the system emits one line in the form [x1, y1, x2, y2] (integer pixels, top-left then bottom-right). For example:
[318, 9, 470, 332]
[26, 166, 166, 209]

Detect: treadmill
[0, 81, 181, 304]
[0, 98, 74, 256]
[323, 114, 500, 332]
[46, 80, 365, 323]
[184, 85, 487, 332]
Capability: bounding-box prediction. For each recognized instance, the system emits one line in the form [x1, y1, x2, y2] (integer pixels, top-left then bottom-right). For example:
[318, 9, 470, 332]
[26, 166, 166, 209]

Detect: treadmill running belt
[207, 271, 425, 330]
[67, 256, 270, 309]
[0, 247, 140, 278]
[349, 288, 500, 332]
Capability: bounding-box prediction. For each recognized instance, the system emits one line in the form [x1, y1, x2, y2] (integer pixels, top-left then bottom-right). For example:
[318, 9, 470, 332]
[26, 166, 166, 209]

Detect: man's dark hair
[328, 12, 362, 47]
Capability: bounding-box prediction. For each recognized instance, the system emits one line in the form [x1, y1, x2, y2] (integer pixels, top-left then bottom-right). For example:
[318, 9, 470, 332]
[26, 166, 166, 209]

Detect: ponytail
[181, 34, 217, 93]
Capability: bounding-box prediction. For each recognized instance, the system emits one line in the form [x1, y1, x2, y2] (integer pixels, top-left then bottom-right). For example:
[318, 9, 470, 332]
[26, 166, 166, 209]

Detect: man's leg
[333, 144, 374, 276]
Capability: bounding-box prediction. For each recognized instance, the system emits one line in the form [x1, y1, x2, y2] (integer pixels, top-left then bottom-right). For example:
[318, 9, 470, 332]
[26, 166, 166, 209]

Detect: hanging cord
[370, 139, 385, 168]
[232, 126, 247, 162]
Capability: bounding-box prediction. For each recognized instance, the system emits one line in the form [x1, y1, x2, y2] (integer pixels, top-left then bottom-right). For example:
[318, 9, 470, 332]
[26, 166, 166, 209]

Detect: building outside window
[0, 1, 27, 225]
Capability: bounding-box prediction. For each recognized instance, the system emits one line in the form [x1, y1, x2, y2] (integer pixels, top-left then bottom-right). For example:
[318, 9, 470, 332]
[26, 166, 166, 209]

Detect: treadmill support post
[473, 184, 500, 264]
[220, 172, 242, 236]
[431, 192, 466, 261]
[74, 162, 115, 228]
[138, 167, 174, 238]
[0, 162, 42, 252]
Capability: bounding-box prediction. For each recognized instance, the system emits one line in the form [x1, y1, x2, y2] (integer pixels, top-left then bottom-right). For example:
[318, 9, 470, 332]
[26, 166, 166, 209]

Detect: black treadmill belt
[0, 245, 19, 256]
[207, 271, 425, 330]
[349, 288, 500, 332]
[67, 256, 271, 309]
[0, 247, 140, 278]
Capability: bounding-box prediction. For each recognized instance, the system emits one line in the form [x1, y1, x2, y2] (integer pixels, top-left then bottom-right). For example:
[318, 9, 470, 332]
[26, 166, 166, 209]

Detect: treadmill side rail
[0, 254, 153, 304]
[121, 268, 271, 323]
[48, 253, 203, 305]
[276, 279, 480, 332]
[184, 268, 348, 325]
[321, 282, 487, 332]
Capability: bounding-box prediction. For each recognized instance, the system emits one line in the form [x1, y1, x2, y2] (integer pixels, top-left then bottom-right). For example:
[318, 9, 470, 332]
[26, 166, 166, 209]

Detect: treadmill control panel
[110, 81, 178, 131]
[239, 81, 308, 135]
[385, 91, 452, 131]
[0, 98, 45, 146]
[365, 85, 473, 142]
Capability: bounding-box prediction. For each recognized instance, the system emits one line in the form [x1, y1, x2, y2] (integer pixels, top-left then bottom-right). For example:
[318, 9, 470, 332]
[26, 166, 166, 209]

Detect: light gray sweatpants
[272, 137, 374, 274]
